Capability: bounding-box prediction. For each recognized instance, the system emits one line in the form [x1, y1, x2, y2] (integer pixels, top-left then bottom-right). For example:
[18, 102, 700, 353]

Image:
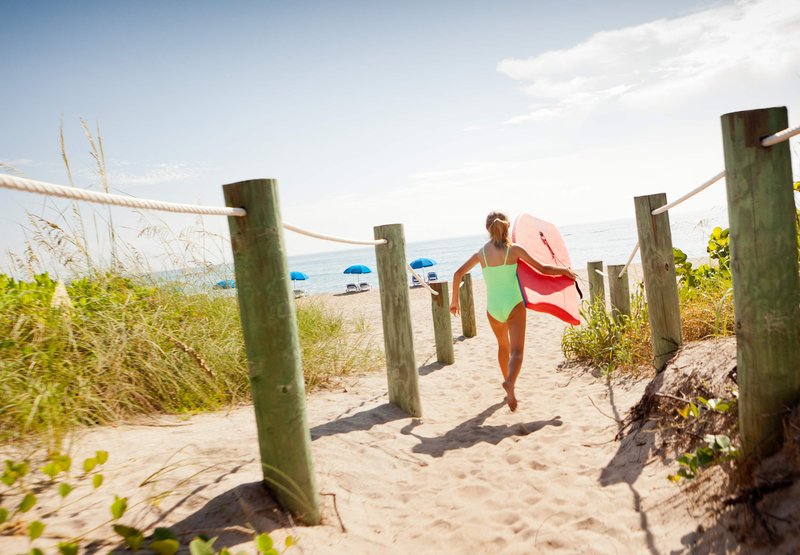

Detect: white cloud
[107, 162, 204, 186]
[498, 0, 800, 123]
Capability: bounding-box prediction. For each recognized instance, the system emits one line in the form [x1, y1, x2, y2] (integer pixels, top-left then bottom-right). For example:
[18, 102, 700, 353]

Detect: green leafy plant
[1, 449, 297, 554]
[562, 288, 651, 372]
[669, 433, 739, 481]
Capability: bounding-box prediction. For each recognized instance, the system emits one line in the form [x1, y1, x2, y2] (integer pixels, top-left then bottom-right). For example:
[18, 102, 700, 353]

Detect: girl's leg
[486, 311, 510, 380]
[502, 302, 527, 411]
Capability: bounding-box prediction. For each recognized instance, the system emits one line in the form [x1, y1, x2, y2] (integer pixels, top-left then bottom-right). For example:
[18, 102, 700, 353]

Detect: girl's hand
[564, 267, 577, 281]
[450, 300, 460, 317]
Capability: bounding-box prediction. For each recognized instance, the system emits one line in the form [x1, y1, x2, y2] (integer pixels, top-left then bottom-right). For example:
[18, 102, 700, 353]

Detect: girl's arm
[450, 252, 480, 316]
[513, 245, 577, 280]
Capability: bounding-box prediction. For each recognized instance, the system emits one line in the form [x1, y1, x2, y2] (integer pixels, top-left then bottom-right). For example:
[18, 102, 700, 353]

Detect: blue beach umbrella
[290, 271, 309, 288]
[409, 257, 437, 269]
[214, 279, 236, 289]
[343, 264, 372, 275]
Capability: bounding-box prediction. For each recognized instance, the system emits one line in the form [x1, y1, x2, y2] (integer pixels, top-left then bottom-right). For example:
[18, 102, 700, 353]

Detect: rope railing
[651, 171, 726, 216]
[0, 174, 247, 217]
[762, 123, 800, 147]
[407, 264, 440, 295]
[618, 242, 639, 278]
[0, 174, 387, 247]
[283, 223, 386, 246]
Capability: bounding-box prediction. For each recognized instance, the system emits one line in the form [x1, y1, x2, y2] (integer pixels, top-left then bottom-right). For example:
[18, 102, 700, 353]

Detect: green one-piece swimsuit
[481, 246, 524, 323]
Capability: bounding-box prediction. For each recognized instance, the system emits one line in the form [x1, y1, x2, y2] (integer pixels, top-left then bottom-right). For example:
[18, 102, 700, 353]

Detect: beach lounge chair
[426, 271, 439, 282]
[346, 283, 359, 293]
[359, 282, 372, 292]
[293, 289, 308, 298]
[411, 275, 421, 288]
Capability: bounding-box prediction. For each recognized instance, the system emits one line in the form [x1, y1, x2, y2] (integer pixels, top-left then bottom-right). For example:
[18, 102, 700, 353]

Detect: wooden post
[634, 193, 682, 370]
[223, 179, 320, 525]
[721, 106, 800, 459]
[458, 273, 477, 338]
[587, 261, 605, 307]
[374, 224, 422, 417]
[607, 264, 630, 322]
[430, 281, 455, 364]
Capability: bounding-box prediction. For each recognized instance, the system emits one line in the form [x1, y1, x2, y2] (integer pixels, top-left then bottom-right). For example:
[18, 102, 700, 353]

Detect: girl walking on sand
[449, 212, 576, 411]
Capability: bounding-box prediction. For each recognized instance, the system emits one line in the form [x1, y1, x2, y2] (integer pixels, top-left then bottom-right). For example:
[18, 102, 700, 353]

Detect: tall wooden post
[607, 264, 630, 322]
[634, 193, 682, 370]
[721, 106, 800, 459]
[374, 224, 422, 417]
[223, 179, 320, 525]
[459, 273, 477, 338]
[587, 261, 605, 307]
[430, 281, 455, 364]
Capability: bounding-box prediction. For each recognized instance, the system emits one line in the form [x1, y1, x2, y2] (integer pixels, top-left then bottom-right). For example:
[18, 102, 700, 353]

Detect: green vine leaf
[57, 541, 80, 555]
[57, 542, 80, 555]
[255, 533, 274, 553]
[19, 492, 37, 513]
[58, 482, 74, 498]
[114, 524, 145, 550]
[93, 473, 104, 489]
[110, 496, 127, 520]
[95, 450, 109, 465]
[189, 537, 218, 555]
[150, 539, 180, 555]
[28, 520, 45, 540]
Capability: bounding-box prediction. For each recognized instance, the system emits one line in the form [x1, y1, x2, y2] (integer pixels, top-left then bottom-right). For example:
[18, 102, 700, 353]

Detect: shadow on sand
[401, 401, 563, 458]
[310, 402, 408, 440]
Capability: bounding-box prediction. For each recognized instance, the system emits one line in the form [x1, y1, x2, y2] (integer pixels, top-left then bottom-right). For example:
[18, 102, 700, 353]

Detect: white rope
[619, 242, 639, 278]
[594, 269, 607, 277]
[651, 171, 726, 216]
[283, 223, 387, 246]
[762, 123, 800, 147]
[1, 174, 388, 246]
[407, 265, 440, 296]
[0, 174, 246, 217]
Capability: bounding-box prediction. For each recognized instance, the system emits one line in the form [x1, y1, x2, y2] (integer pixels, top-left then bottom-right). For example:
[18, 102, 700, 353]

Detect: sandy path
[1, 273, 700, 554]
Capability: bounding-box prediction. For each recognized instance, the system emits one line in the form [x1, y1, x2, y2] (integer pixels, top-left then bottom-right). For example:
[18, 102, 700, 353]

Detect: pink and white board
[511, 213, 580, 326]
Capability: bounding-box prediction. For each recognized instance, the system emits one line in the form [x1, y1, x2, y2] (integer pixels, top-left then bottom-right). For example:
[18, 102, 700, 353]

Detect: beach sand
[0, 271, 749, 554]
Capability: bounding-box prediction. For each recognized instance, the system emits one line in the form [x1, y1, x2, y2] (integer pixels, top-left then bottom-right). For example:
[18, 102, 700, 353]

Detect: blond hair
[485, 211, 511, 249]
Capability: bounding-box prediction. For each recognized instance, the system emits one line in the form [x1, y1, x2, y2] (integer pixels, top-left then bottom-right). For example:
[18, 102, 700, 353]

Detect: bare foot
[502, 380, 518, 411]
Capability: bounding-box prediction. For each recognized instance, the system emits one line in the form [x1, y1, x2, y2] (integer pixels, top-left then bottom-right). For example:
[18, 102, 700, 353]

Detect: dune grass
[0, 271, 379, 446]
[0, 119, 382, 446]
[562, 227, 737, 374]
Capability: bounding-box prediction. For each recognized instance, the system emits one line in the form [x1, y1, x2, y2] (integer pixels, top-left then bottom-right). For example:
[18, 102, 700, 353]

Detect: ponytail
[485, 212, 510, 249]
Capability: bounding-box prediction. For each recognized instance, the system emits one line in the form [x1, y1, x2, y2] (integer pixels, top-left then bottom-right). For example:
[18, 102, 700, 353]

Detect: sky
[1, 0, 799, 272]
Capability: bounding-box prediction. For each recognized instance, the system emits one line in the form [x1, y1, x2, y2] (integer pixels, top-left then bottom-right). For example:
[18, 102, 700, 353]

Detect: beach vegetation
[0, 119, 381, 447]
[0, 449, 296, 554]
[562, 224, 739, 373]
[561, 287, 651, 373]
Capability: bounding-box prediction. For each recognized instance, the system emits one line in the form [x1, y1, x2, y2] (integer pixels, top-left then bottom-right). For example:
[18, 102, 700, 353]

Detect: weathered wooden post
[721, 106, 800, 459]
[607, 264, 630, 322]
[374, 224, 422, 417]
[634, 193, 682, 370]
[458, 273, 477, 338]
[223, 179, 320, 525]
[587, 261, 605, 307]
[430, 281, 455, 364]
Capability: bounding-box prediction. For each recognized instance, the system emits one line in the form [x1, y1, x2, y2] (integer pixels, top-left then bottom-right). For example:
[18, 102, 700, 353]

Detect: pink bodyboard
[511, 213, 580, 326]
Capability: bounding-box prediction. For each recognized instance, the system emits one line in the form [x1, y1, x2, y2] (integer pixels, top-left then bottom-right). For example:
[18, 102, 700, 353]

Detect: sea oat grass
[0, 272, 380, 445]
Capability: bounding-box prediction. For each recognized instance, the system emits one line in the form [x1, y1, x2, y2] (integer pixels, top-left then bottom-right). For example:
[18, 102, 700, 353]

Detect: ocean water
[282, 208, 729, 295]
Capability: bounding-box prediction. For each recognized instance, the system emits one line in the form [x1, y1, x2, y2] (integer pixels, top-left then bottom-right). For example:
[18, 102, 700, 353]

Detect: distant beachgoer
[449, 211, 576, 411]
